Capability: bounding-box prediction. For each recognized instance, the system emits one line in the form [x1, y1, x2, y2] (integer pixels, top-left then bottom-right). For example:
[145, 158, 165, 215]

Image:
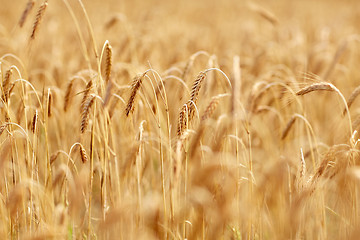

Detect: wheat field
[1, 0, 360, 239]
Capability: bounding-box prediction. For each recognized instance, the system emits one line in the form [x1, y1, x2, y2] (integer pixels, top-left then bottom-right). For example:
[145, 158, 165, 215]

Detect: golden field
[1, 0, 360, 239]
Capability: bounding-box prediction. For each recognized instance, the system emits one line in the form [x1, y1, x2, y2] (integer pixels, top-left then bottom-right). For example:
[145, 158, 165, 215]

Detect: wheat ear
[125, 73, 145, 117]
[79, 144, 88, 163]
[64, 79, 74, 112]
[296, 83, 335, 96]
[343, 85, 360, 115]
[0, 123, 8, 136]
[188, 71, 207, 118]
[105, 41, 112, 83]
[281, 116, 297, 139]
[19, 0, 35, 27]
[47, 90, 52, 117]
[80, 80, 93, 112]
[201, 96, 220, 121]
[30, 1, 48, 40]
[2, 68, 12, 103]
[31, 110, 38, 134]
[80, 95, 95, 134]
[177, 103, 189, 137]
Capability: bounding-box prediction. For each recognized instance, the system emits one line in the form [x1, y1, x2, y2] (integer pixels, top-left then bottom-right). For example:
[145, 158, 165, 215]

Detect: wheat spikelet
[201, 96, 220, 121]
[296, 83, 335, 96]
[344, 85, 360, 115]
[19, 0, 35, 27]
[105, 42, 112, 83]
[79, 144, 88, 163]
[80, 95, 95, 134]
[80, 80, 93, 112]
[281, 116, 297, 139]
[31, 110, 38, 134]
[125, 73, 145, 117]
[64, 79, 74, 112]
[30, 1, 48, 40]
[2, 68, 12, 103]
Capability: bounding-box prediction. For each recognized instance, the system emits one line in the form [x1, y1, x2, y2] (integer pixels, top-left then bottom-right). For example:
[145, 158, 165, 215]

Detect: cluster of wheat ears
[1, 0, 360, 239]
